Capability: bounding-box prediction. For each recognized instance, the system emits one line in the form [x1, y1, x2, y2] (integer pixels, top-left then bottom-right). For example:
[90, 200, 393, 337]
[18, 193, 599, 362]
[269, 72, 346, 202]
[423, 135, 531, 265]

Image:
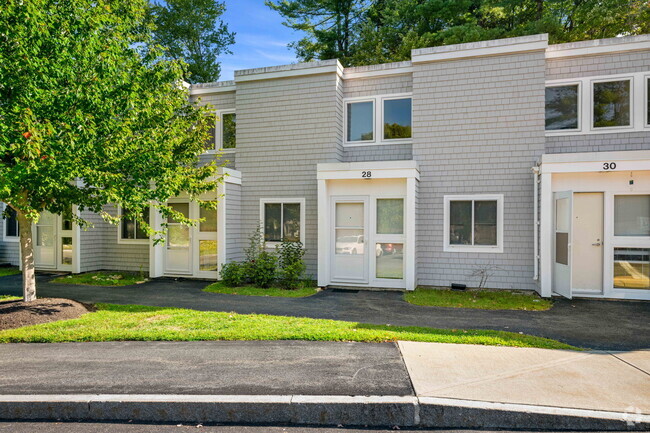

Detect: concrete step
[0, 394, 648, 430]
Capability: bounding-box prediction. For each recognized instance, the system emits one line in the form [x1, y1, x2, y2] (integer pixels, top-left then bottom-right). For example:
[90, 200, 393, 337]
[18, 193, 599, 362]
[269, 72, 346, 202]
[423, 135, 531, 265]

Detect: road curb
[0, 394, 648, 430]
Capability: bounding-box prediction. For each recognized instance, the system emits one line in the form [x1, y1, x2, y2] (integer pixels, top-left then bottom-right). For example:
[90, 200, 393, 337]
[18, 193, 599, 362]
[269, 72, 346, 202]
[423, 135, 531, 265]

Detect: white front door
[331, 197, 368, 284]
[165, 202, 192, 274]
[572, 192, 603, 293]
[34, 211, 56, 269]
[193, 202, 219, 277]
[553, 191, 572, 298]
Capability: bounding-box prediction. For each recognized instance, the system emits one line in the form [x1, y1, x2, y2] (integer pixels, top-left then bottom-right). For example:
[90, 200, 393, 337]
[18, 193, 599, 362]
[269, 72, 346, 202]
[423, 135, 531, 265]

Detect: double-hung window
[261, 199, 305, 245]
[3, 205, 18, 241]
[119, 207, 150, 243]
[444, 195, 503, 253]
[344, 94, 412, 145]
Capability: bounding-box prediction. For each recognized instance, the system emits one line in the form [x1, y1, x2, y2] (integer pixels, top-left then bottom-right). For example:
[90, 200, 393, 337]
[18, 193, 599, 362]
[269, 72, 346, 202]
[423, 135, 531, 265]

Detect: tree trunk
[17, 211, 36, 302]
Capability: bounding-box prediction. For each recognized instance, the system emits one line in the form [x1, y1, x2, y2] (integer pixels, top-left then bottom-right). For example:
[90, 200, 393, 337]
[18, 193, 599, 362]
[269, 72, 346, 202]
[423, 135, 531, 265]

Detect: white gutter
[532, 166, 540, 281]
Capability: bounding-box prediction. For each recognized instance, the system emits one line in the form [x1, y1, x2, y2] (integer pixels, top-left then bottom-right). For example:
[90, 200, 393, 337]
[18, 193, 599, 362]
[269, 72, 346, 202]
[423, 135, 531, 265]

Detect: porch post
[405, 177, 417, 290]
[539, 172, 553, 297]
[317, 178, 328, 287]
[149, 203, 164, 278]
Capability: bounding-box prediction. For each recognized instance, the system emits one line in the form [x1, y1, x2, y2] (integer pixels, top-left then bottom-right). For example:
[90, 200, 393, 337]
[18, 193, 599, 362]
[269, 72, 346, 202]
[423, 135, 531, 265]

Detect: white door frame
[28, 207, 80, 273]
[552, 191, 573, 298]
[330, 196, 369, 284]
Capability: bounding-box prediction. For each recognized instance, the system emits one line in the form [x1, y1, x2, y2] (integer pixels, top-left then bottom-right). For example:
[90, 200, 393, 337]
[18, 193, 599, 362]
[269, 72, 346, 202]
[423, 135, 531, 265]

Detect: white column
[149, 203, 164, 278]
[539, 172, 553, 297]
[317, 179, 329, 287]
[217, 181, 227, 277]
[405, 177, 417, 290]
[72, 205, 81, 274]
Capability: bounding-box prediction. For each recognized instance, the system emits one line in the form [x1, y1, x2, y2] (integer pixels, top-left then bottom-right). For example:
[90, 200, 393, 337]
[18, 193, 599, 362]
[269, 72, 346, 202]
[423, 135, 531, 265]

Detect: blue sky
[219, 0, 303, 81]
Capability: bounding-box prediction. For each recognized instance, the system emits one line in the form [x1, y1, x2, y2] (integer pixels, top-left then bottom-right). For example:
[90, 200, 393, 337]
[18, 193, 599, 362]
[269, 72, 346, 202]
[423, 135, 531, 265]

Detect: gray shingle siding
[546, 132, 650, 154]
[225, 182, 244, 263]
[343, 74, 412, 98]
[412, 51, 547, 291]
[236, 73, 341, 276]
[343, 144, 412, 162]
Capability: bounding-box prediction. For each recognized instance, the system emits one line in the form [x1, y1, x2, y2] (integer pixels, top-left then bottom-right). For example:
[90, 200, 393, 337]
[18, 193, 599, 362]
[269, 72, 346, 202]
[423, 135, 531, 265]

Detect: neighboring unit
[2, 33, 649, 300]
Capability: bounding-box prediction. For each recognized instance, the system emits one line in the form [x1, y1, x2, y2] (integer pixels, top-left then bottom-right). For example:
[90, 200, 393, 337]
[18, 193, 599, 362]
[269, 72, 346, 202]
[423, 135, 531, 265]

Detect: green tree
[0, 0, 221, 301]
[150, 0, 235, 83]
[266, 0, 371, 65]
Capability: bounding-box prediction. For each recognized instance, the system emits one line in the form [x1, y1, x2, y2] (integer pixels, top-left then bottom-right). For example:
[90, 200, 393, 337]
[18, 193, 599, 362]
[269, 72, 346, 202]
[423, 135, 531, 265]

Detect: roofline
[234, 59, 343, 83]
[546, 34, 650, 59]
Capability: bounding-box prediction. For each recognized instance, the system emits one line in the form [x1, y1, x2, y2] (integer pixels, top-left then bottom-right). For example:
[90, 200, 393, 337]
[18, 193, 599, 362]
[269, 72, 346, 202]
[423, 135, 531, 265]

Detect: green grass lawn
[0, 295, 21, 302]
[52, 272, 147, 287]
[0, 303, 577, 350]
[203, 282, 318, 298]
[0, 267, 20, 277]
[405, 288, 553, 311]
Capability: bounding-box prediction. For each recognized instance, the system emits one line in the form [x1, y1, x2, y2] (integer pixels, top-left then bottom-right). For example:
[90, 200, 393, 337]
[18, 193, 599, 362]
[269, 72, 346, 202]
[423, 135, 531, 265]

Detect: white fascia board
[190, 85, 236, 96]
[540, 150, 650, 174]
[546, 37, 650, 59]
[541, 150, 650, 164]
[342, 66, 413, 80]
[412, 36, 548, 64]
[317, 160, 419, 180]
[220, 167, 242, 185]
[235, 64, 342, 83]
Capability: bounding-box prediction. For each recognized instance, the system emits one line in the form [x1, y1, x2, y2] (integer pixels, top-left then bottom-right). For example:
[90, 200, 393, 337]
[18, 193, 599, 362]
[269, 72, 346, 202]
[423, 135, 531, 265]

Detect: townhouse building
[1, 33, 649, 300]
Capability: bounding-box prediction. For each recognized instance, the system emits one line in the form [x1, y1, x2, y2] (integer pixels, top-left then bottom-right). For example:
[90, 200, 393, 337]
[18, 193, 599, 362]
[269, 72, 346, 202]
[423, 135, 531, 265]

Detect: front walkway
[1, 274, 649, 350]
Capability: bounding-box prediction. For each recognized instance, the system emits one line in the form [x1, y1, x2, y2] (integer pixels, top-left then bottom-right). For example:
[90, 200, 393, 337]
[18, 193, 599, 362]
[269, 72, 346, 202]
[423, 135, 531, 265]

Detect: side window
[221, 112, 236, 149]
[346, 101, 374, 142]
[545, 84, 579, 131]
[444, 195, 503, 252]
[120, 207, 150, 241]
[3, 205, 18, 239]
[262, 200, 303, 244]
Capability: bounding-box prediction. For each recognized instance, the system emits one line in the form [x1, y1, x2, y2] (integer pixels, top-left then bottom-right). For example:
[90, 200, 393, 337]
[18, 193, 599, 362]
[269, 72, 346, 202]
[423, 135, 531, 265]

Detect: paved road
[0, 341, 413, 396]
[1, 274, 649, 350]
[0, 424, 594, 433]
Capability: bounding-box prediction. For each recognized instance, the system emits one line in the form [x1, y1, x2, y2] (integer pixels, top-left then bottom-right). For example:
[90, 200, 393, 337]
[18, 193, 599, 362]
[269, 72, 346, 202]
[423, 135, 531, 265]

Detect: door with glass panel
[373, 198, 405, 287]
[195, 202, 218, 276]
[331, 198, 368, 283]
[34, 211, 57, 268]
[553, 191, 572, 298]
[165, 202, 192, 274]
[58, 209, 73, 272]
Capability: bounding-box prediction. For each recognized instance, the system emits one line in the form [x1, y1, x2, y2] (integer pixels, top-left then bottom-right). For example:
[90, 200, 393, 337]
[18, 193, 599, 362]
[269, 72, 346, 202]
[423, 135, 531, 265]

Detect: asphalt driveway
[1, 273, 649, 350]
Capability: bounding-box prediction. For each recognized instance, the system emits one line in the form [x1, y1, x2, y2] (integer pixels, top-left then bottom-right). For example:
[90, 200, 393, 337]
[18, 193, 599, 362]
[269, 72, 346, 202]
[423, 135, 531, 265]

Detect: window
[204, 113, 217, 151]
[221, 112, 236, 149]
[614, 248, 650, 290]
[614, 195, 650, 236]
[383, 98, 412, 140]
[261, 199, 305, 244]
[593, 79, 631, 128]
[3, 205, 18, 241]
[119, 207, 149, 242]
[545, 84, 579, 131]
[444, 195, 503, 252]
[346, 101, 374, 142]
[646, 77, 650, 126]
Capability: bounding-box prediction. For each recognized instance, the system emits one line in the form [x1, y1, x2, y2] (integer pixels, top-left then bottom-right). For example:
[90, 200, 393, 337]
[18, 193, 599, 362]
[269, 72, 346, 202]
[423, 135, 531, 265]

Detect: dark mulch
[0, 298, 91, 331]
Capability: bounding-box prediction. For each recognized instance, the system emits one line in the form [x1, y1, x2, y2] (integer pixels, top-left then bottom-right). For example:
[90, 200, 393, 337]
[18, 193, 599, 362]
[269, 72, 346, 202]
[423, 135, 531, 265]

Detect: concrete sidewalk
[0, 340, 648, 429]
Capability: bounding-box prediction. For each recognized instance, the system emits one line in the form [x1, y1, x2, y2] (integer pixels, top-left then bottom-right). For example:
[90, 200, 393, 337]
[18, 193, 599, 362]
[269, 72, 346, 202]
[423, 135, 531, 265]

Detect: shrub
[220, 262, 245, 287]
[250, 251, 277, 288]
[277, 241, 306, 289]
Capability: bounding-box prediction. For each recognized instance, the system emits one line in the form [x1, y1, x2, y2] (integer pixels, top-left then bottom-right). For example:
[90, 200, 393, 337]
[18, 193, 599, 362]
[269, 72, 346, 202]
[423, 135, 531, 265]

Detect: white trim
[412, 35, 547, 64]
[1, 203, 19, 243]
[189, 84, 236, 95]
[342, 65, 413, 80]
[443, 194, 504, 254]
[116, 206, 150, 245]
[540, 150, 650, 174]
[343, 93, 413, 147]
[317, 160, 420, 181]
[545, 71, 649, 136]
[235, 62, 342, 83]
[546, 35, 650, 59]
[645, 73, 650, 128]
[72, 205, 81, 274]
[259, 198, 306, 248]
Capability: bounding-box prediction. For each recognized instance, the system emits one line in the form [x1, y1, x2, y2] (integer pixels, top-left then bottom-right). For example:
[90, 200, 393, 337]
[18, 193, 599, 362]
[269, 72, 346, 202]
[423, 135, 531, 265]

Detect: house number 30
[362, 171, 372, 178]
[603, 162, 617, 170]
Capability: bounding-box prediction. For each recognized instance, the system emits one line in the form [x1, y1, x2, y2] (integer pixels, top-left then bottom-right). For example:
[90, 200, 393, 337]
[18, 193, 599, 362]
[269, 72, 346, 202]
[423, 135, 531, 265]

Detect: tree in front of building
[0, 0, 221, 301]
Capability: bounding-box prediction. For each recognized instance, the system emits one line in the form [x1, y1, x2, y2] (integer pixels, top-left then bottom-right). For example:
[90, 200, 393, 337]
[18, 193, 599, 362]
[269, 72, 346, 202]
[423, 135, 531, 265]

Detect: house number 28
[603, 162, 617, 170]
[362, 171, 372, 178]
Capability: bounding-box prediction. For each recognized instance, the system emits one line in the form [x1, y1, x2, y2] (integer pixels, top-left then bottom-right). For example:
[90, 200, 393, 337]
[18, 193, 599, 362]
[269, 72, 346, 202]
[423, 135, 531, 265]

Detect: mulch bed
[0, 298, 92, 331]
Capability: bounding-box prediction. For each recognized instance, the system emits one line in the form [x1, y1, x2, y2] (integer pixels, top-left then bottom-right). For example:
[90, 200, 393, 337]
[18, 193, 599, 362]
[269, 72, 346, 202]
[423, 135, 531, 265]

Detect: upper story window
[383, 98, 412, 140]
[119, 207, 149, 243]
[3, 205, 18, 241]
[261, 199, 305, 245]
[205, 110, 236, 153]
[344, 94, 412, 145]
[443, 195, 503, 253]
[347, 101, 374, 142]
[593, 79, 631, 128]
[545, 84, 579, 131]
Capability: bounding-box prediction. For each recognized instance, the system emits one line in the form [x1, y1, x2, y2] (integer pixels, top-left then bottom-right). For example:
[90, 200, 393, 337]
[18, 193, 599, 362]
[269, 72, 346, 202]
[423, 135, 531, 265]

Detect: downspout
[532, 165, 540, 281]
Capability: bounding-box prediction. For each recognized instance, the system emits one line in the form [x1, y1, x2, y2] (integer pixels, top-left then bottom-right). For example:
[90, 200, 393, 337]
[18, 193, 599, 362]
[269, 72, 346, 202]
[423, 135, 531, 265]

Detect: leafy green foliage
[150, 0, 235, 83]
[277, 240, 306, 289]
[0, 303, 578, 349]
[204, 282, 317, 297]
[250, 251, 278, 288]
[219, 262, 246, 287]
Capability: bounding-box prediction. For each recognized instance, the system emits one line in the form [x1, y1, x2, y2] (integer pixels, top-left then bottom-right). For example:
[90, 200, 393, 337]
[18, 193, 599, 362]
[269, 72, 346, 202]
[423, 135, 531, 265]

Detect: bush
[220, 262, 245, 287]
[277, 240, 306, 289]
[250, 251, 277, 288]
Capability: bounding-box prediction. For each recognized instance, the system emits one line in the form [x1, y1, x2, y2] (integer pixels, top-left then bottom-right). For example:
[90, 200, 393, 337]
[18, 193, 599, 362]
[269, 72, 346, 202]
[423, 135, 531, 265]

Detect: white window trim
[343, 93, 413, 147]
[259, 198, 306, 248]
[117, 206, 150, 245]
[645, 73, 650, 129]
[544, 81, 582, 133]
[545, 71, 649, 136]
[443, 194, 504, 253]
[590, 76, 634, 132]
[205, 109, 236, 154]
[2, 203, 19, 243]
